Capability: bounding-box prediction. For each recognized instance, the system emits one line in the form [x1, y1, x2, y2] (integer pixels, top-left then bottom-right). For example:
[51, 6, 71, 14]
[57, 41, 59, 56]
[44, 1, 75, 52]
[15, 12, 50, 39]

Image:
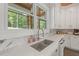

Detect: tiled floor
[64, 47, 79, 56]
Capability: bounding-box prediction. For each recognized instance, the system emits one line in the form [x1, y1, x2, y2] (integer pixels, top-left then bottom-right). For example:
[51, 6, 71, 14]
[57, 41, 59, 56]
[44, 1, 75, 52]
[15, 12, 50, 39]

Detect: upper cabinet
[75, 6, 79, 29]
[51, 4, 79, 29]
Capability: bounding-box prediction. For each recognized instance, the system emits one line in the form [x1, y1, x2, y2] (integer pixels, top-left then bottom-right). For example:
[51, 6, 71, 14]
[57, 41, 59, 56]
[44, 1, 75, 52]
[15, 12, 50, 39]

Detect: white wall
[0, 3, 8, 32]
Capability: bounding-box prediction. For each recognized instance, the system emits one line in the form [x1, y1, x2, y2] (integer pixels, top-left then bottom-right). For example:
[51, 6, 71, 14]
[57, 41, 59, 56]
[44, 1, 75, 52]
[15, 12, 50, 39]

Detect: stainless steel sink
[31, 40, 53, 52]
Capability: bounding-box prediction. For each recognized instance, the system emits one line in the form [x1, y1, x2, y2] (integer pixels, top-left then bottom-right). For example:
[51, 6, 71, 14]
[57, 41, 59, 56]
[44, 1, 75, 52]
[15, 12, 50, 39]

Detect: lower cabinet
[50, 35, 79, 56]
[65, 37, 71, 48]
[51, 39, 65, 56]
[51, 46, 59, 56]
[65, 36, 79, 51]
[70, 37, 79, 51]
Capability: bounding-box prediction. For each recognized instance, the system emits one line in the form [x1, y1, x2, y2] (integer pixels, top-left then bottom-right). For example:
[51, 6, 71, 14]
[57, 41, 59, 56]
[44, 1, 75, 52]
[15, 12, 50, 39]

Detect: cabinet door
[65, 7, 76, 29]
[76, 6, 79, 29]
[71, 37, 79, 50]
[70, 7, 77, 29]
[65, 36, 79, 50]
[64, 37, 71, 48]
[53, 5, 78, 29]
[54, 7, 61, 29]
[65, 8, 73, 29]
[60, 9, 66, 29]
[51, 48, 59, 56]
[51, 7, 55, 29]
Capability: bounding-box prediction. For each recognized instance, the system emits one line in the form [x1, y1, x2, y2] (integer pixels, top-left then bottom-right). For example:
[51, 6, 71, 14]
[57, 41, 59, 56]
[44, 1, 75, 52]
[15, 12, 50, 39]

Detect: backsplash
[50, 29, 74, 34]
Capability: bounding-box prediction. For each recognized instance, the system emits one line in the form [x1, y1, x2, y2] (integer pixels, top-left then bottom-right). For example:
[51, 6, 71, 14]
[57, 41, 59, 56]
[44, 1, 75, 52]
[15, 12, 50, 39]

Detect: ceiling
[60, 3, 72, 6]
[46, 3, 73, 8]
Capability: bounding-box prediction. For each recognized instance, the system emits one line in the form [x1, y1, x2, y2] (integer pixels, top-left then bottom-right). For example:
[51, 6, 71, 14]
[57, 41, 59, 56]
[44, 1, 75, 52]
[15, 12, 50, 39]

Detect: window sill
[0, 28, 36, 39]
[8, 27, 28, 30]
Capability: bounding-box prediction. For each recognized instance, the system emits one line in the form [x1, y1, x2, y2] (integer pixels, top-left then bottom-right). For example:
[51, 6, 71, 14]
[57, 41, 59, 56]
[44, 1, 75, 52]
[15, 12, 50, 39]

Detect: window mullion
[16, 13, 18, 28]
[26, 14, 28, 28]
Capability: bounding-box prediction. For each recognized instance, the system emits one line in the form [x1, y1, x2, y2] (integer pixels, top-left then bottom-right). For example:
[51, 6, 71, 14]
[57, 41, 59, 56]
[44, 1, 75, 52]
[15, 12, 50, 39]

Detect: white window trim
[8, 4, 34, 17]
[16, 13, 18, 28]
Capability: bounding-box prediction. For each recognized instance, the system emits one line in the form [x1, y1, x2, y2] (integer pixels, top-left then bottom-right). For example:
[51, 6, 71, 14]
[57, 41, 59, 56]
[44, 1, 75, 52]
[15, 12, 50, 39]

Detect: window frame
[36, 5, 47, 30]
[8, 9, 27, 29]
[8, 4, 35, 30]
[39, 18, 47, 30]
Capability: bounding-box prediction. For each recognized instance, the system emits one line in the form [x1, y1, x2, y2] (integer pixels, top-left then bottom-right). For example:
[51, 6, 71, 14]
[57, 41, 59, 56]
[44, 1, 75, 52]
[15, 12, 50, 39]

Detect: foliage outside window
[8, 10, 17, 27]
[8, 10, 27, 29]
[18, 14, 27, 28]
[39, 19, 46, 30]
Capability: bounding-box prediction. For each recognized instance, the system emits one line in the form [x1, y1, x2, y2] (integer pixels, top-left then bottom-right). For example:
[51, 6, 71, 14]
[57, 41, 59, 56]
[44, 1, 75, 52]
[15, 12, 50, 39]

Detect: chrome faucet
[37, 29, 44, 40]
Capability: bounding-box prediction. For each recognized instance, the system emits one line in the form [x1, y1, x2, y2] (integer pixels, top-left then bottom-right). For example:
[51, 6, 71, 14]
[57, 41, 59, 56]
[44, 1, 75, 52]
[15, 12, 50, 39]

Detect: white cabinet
[54, 7, 66, 29]
[65, 8, 73, 29]
[60, 7, 76, 29]
[66, 6, 79, 29]
[64, 36, 71, 48]
[59, 39, 65, 56]
[51, 46, 59, 56]
[51, 4, 78, 29]
[51, 49, 59, 56]
[50, 7, 55, 29]
[53, 6, 72, 29]
[50, 42, 59, 56]
[54, 7, 61, 29]
[65, 8, 72, 29]
[65, 36, 79, 51]
[70, 7, 77, 29]
[51, 39, 65, 56]
[76, 6, 79, 29]
[60, 9, 67, 29]
[70, 37, 79, 51]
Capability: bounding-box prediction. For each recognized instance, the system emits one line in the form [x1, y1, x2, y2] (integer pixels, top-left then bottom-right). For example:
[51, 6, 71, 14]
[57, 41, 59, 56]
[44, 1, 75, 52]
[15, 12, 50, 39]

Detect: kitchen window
[8, 9, 27, 29]
[36, 6, 47, 30]
[8, 3, 34, 29]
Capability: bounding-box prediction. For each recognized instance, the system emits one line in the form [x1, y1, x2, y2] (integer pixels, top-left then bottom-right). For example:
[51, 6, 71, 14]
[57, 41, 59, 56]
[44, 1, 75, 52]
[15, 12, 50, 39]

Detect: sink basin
[31, 40, 53, 52]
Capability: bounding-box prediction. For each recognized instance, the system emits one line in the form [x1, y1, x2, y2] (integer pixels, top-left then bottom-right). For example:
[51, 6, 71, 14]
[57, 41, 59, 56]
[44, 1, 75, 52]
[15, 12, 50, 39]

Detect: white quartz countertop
[0, 34, 65, 56]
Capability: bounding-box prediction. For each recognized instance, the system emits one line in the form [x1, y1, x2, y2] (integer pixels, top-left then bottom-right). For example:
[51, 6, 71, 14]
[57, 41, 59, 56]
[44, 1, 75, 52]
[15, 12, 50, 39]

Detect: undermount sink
[31, 39, 53, 52]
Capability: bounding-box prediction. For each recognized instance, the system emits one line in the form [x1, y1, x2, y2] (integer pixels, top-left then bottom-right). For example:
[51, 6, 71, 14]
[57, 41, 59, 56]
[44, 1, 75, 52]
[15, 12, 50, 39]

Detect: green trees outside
[8, 10, 27, 29]
[39, 19, 46, 30]
[8, 11, 17, 27]
[18, 14, 27, 28]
